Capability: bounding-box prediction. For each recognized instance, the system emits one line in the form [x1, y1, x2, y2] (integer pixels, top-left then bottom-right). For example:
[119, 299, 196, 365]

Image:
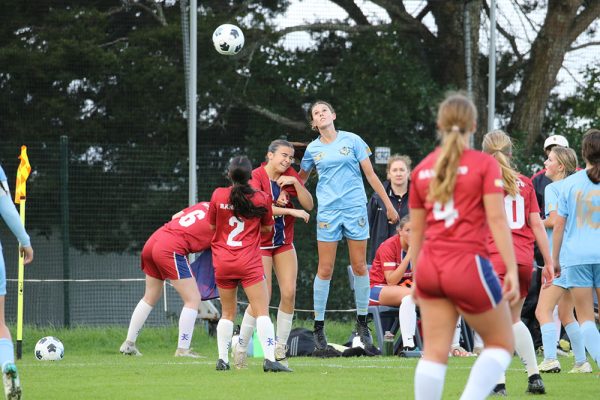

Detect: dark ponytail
[228, 156, 268, 219]
[582, 129, 600, 184]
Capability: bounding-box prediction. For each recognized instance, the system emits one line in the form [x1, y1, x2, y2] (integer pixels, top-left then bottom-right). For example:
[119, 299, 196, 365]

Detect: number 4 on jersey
[433, 199, 458, 227]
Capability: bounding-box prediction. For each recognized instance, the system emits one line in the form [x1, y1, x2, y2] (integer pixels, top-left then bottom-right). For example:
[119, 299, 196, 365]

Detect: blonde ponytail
[482, 130, 519, 197]
[429, 130, 464, 204]
[429, 93, 477, 204]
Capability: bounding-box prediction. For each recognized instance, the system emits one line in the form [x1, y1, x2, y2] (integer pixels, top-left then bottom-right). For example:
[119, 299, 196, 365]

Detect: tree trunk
[508, 0, 581, 151]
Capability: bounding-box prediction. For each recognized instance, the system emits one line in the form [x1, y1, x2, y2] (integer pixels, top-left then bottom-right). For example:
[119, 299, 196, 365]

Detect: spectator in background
[535, 147, 590, 373]
[0, 165, 33, 400]
[299, 100, 399, 357]
[367, 155, 411, 264]
[368, 216, 417, 353]
[552, 128, 600, 371]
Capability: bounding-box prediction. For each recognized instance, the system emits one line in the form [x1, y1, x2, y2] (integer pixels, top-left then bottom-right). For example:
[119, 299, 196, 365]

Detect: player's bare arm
[528, 211, 554, 287]
[483, 193, 520, 305]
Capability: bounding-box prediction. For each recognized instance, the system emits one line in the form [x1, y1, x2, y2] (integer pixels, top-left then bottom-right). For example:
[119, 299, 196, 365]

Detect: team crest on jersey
[494, 179, 504, 188]
[318, 221, 330, 229]
[339, 147, 351, 156]
[314, 152, 324, 162]
[358, 217, 366, 227]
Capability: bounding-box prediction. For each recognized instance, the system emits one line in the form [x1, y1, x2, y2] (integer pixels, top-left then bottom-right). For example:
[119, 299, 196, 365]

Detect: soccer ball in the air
[212, 24, 244, 55]
[34, 336, 64, 361]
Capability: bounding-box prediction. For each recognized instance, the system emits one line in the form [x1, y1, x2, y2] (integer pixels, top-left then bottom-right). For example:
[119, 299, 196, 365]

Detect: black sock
[314, 320, 324, 330]
[357, 314, 368, 324]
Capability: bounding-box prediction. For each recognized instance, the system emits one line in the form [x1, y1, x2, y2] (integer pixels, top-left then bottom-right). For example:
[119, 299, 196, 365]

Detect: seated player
[369, 216, 417, 354]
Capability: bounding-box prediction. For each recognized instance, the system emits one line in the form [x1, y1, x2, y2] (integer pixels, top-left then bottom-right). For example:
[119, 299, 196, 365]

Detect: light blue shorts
[566, 264, 600, 288]
[553, 265, 569, 289]
[0, 242, 5, 295]
[316, 205, 369, 242]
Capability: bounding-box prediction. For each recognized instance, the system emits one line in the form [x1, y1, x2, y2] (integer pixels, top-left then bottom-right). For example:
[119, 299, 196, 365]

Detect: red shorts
[141, 235, 193, 281]
[214, 258, 265, 289]
[414, 244, 503, 314]
[260, 243, 295, 257]
[490, 257, 533, 299]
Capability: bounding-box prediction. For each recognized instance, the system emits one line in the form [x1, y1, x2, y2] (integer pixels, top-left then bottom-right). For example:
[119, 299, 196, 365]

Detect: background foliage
[0, 0, 598, 321]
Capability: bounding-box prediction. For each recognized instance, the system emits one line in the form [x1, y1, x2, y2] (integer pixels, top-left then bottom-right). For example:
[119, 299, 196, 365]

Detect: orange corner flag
[15, 146, 31, 204]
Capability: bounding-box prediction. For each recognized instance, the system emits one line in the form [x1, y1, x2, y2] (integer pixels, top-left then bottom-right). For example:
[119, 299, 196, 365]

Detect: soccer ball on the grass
[212, 24, 244, 55]
[34, 336, 64, 361]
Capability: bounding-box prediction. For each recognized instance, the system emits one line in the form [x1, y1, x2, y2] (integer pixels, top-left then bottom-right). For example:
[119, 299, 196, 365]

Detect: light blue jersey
[0, 166, 30, 247]
[300, 130, 371, 211]
[557, 170, 600, 267]
[544, 180, 565, 254]
[0, 164, 31, 296]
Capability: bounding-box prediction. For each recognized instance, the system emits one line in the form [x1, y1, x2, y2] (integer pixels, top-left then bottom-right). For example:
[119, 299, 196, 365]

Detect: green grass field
[16, 322, 599, 399]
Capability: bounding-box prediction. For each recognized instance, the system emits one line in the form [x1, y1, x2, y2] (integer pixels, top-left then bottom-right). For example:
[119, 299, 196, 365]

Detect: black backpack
[286, 328, 315, 357]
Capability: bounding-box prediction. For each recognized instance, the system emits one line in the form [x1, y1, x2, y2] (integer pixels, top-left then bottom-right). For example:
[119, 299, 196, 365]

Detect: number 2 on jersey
[227, 216, 244, 247]
[504, 194, 525, 229]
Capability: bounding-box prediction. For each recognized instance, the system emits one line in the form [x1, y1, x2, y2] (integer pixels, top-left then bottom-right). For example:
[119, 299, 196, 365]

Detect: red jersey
[369, 235, 411, 287]
[409, 148, 504, 254]
[153, 202, 212, 254]
[208, 187, 274, 269]
[486, 174, 539, 267]
[250, 164, 303, 248]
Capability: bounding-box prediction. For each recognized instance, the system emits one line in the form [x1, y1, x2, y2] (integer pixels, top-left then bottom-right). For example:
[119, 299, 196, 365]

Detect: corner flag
[15, 146, 31, 204]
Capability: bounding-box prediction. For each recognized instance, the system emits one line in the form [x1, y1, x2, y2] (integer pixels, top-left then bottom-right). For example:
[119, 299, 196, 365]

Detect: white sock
[452, 318, 462, 348]
[238, 309, 256, 351]
[552, 305, 561, 344]
[177, 307, 198, 350]
[513, 320, 539, 376]
[399, 295, 416, 348]
[414, 359, 447, 400]
[217, 319, 234, 362]
[256, 316, 276, 362]
[126, 299, 153, 343]
[496, 373, 506, 385]
[276, 310, 294, 347]
[473, 331, 484, 349]
[460, 348, 512, 400]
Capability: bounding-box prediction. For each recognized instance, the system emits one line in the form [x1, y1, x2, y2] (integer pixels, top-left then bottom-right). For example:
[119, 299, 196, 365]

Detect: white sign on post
[374, 146, 391, 165]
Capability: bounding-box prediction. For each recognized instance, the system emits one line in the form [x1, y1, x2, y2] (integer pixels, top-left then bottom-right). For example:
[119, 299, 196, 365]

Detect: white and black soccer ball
[212, 24, 245, 55]
[34, 336, 64, 361]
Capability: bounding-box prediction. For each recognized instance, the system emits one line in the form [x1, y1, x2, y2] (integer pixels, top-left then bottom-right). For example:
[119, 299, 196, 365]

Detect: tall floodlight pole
[488, 0, 497, 132]
[464, 1, 474, 147]
[188, 0, 198, 207]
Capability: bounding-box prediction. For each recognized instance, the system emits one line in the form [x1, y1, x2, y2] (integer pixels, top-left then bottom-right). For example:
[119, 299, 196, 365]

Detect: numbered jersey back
[163, 201, 213, 253]
[487, 174, 538, 266]
[208, 187, 274, 267]
[409, 148, 504, 253]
